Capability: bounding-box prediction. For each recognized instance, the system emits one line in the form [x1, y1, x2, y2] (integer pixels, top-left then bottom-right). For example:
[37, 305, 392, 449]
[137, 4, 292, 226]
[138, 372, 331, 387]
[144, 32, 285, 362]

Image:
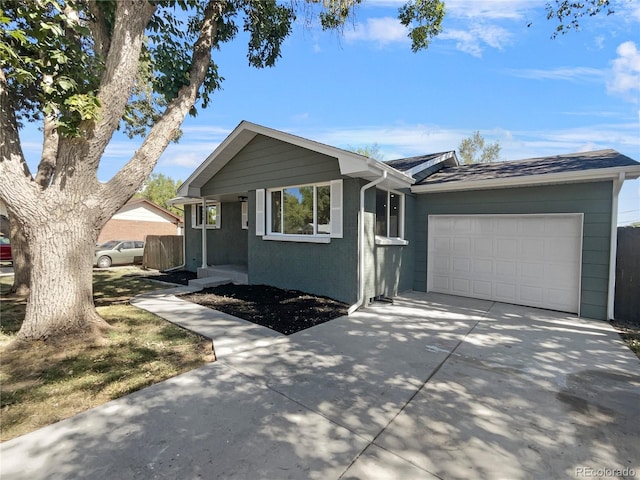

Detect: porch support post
[201, 197, 208, 268]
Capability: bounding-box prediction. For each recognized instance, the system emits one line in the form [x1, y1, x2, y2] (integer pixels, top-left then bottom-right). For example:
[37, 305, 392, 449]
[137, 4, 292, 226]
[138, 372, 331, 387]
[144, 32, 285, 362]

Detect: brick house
[98, 198, 183, 244]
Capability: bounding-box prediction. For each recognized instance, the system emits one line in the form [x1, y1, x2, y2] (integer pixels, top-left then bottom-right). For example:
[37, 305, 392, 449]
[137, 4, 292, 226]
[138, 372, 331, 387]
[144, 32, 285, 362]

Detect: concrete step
[188, 276, 233, 289]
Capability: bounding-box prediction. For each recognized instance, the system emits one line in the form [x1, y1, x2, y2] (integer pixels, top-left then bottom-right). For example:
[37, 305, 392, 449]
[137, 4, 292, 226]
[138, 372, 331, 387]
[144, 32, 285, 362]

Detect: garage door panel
[521, 218, 546, 235]
[473, 280, 492, 296]
[495, 283, 517, 301]
[453, 257, 471, 273]
[473, 259, 493, 275]
[473, 237, 493, 256]
[520, 285, 543, 303]
[520, 262, 544, 280]
[497, 238, 518, 258]
[497, 218, 518, 235]
[433, 256, 450, 273]
[428, 214, 582, 314]
[452, 278, 471, 295]
[453, 238, 471, 253]
[496, 260, 517, 276]
[520, 238, 545, 260]
[432, 275, 450, 291]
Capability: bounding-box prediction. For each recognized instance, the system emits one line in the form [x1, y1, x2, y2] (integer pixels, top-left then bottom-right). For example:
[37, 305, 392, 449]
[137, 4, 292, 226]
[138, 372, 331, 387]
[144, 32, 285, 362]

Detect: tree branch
[34, 112, 59, 188]
[87, 1, 111, 59]
[104, 0, 222, 212]
[0, 69, 40, 219]
[85, 0, 156, 170]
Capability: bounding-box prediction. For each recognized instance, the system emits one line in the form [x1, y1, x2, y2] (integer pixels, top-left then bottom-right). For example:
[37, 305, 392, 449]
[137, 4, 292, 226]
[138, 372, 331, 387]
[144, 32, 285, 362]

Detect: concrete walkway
[1, 292, 639, 479]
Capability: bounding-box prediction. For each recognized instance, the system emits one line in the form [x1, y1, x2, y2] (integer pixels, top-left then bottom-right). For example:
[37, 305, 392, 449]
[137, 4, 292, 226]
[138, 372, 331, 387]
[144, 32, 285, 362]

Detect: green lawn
[0, 268, 213, 442]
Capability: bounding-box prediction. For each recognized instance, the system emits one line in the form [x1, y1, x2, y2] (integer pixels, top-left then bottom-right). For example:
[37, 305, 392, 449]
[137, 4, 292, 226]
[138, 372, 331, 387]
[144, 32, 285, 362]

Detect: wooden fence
[142, 235, 183, 271]
[615, 227, 640, 322]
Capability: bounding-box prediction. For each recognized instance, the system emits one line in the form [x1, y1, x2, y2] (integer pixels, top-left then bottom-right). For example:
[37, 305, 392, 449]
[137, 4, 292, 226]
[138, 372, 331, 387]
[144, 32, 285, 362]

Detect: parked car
[0, 237, 11, 262]
[94, 240, 145, 268]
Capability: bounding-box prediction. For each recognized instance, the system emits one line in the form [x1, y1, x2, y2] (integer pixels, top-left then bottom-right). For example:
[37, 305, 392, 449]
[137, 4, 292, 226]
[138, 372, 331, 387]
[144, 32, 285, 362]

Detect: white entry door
[427, 214, 583, 313]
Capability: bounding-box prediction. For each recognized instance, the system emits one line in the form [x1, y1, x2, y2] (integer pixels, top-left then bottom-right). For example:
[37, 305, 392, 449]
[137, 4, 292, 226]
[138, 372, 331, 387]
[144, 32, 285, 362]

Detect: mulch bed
[180, 284, 349, 335]
[129, 269, 197, 285]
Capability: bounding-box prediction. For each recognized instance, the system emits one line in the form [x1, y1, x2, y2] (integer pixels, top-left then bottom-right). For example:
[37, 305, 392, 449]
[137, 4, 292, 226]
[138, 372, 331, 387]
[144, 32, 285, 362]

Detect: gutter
[607, 172, 625, 320]
[348, 170, 387, 315]
[411, 165, 640, 194]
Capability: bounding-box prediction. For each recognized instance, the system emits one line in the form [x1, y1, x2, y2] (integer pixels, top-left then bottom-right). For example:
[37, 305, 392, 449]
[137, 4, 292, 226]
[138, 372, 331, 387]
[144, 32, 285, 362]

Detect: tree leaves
[458, 131, 501, 165]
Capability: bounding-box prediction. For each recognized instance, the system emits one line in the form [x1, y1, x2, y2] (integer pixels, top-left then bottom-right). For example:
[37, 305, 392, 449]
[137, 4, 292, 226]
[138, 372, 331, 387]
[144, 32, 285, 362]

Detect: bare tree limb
[85, 0, 156, 171]
[87, 1, 112, 59]
[0, 70, 40, 218]
[104, 0, 221, 212]
[34, 113, 59, 188]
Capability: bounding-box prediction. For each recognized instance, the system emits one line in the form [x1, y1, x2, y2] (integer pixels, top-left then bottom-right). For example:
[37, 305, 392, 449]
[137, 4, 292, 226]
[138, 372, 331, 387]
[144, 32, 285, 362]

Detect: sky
[18, 0, 640, 224]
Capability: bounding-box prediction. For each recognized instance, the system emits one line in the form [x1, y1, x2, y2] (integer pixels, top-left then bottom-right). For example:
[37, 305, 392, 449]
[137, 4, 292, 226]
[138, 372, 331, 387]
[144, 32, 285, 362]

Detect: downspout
[201, 197, 208, 269]
[607, 172, 625, 320]
[348, 170, 387, 315]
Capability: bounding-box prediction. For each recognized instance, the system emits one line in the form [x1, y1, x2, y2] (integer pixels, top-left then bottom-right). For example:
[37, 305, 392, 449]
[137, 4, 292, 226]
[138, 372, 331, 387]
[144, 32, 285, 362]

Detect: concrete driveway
[1, 292, 638, 479]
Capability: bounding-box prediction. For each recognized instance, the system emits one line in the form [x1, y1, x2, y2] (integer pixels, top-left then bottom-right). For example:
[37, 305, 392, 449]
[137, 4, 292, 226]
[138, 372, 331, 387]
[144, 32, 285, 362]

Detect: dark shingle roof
[416, 149, 639, 186]
[385, 152, 454, 173]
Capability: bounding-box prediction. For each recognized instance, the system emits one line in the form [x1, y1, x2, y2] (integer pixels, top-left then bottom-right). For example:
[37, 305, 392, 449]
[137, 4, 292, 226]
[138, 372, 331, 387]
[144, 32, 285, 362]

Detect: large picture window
[268, 183, 331, 236]
[376, 188, 403, 238]
[192, 201, 220, 229]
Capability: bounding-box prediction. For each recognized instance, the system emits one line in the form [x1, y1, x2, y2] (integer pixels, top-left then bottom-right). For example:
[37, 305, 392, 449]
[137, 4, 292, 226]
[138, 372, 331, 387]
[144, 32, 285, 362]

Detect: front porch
[188, 264, 248, 289]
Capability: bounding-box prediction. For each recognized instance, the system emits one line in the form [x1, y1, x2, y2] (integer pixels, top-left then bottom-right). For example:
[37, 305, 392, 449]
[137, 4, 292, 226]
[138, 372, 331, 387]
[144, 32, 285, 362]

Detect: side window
[135, 241, 144, 248]
[241, 201, 248, 230]
[375, 188, 404, 239]
[192, 202, 221, 229]
[121, 241, 134, 250]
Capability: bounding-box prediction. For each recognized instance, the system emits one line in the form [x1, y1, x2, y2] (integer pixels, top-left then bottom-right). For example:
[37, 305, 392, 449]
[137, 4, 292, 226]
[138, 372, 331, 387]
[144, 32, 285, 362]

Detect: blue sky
[19, 0, 640, 224]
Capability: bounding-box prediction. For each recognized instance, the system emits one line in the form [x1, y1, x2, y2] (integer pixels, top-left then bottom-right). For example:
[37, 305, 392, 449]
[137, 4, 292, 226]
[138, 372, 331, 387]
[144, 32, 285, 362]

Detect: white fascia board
[405, 151, 458, 178]
[177, 122, 257, 197]
[178, 120, 414, 196]
[411, 165, 640, 194]
[167, 196, 203, 206]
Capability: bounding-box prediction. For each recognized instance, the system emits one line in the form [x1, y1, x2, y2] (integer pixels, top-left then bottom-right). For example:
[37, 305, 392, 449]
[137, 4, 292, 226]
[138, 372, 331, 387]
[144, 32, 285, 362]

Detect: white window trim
[375, 236, 409, 246]
[376, 188, 406, 242]
[263, 235, 331, 244]
[191, 201, 221, 229]
[266, 181, 334, 241]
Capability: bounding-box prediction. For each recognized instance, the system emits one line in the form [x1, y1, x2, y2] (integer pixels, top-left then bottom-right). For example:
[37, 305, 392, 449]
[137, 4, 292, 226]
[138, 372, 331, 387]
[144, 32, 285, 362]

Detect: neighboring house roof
[177, 121, 415, 199]
[412, 149, 640, 193]
[119, 198, 183, 225]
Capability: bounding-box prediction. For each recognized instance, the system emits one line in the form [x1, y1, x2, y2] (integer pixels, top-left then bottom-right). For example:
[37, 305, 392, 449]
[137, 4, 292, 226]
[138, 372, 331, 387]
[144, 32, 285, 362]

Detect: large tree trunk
[17, 216, 105, 341]
[8, 212, 30, 297]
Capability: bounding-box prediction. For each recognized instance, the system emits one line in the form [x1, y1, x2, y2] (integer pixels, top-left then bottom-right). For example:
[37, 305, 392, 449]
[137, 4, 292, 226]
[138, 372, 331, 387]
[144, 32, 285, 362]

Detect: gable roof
[412, 149, 640, 193]
[122, 198, 183, 224]
[385, 151, 457, 174]
[177, 121, 415, 198]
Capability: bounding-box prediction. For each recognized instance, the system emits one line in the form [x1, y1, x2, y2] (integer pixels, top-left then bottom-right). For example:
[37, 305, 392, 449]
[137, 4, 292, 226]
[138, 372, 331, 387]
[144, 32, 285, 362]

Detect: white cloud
[505, 66, 604, 82]
[607, 41, 640, 102]
[444, 0, 542, 20]
[344, 17, 409, 46]
[440, 24, 513, 57]
[288, 119, 639, 163]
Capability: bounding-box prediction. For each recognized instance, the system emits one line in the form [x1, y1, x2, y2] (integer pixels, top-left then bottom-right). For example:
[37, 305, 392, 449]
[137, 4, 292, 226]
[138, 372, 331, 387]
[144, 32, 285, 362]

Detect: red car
[0, 237, 11, 262]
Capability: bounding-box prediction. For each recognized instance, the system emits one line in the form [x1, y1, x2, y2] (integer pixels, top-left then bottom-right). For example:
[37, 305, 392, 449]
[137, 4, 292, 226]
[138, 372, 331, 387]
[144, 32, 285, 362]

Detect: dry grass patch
[0, 268, 213, 442]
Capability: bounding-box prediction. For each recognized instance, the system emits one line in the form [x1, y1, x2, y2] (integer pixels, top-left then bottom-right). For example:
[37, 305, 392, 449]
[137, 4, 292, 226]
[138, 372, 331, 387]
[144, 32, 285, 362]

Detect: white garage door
[427, 214, 583, 313]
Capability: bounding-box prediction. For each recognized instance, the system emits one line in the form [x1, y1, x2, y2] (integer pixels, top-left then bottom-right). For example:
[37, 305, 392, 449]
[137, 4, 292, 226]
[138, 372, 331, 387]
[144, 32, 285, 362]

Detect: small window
[192, 202, 220, 229]
[376, 188, 404, 239]
[241, 201, 248, 230]
[135, 241, 144, 248]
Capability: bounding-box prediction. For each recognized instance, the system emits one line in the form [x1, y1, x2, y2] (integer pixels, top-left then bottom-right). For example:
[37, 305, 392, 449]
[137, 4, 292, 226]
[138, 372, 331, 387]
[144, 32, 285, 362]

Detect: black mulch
[180, 284, 349, 335]
[129, 269, 198, 285]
